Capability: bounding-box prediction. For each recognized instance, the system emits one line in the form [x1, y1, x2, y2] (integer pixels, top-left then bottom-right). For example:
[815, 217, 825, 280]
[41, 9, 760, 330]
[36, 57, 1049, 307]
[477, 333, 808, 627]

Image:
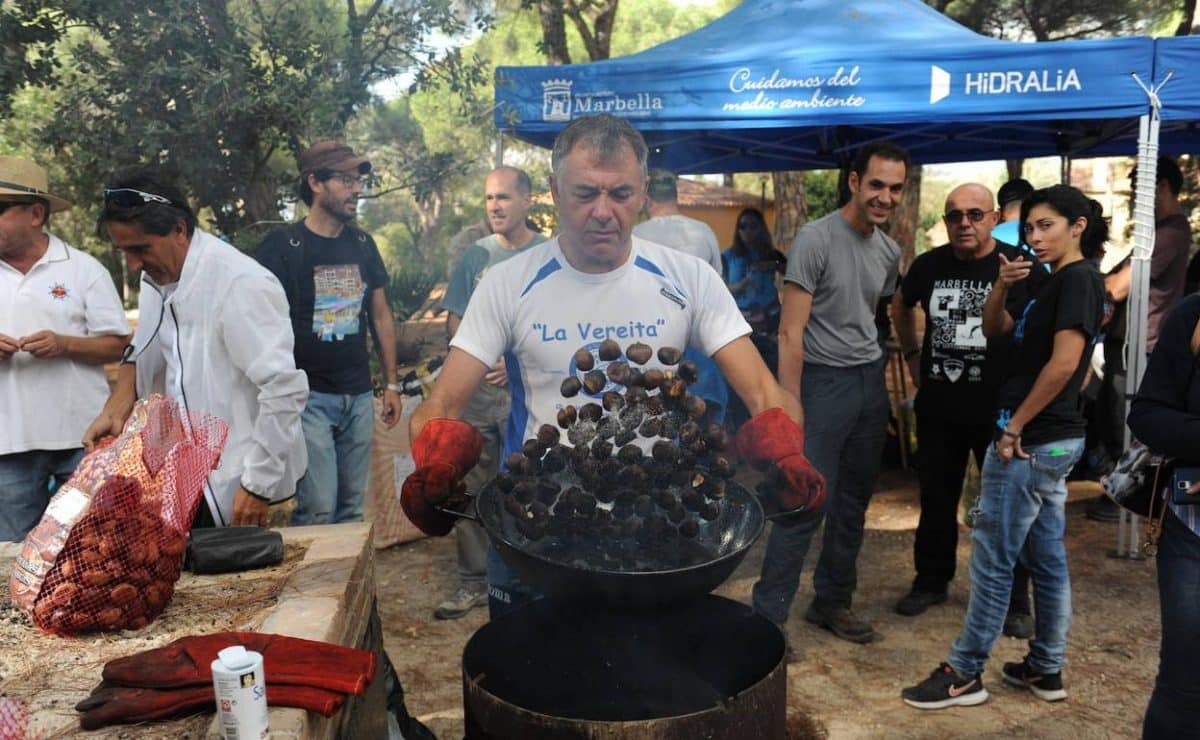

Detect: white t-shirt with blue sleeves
[450, 236, 750, 460]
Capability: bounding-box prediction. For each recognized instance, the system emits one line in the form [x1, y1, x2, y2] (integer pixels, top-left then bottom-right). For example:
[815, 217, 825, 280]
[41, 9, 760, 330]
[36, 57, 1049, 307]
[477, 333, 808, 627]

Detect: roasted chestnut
[658, 346, 683, 365]
[598, 338, 622, 361]
[522, 438, 544, 459]
[625, 342, 653, 365]
[561, 376, 582, 397]
[641, 368, 665, 391]
[602, 391, 625, 412]
[573, 347, 596, 372]
[614, 427, 637, 447]
[639, 417, 663, 438]
[583, 370, 608, 395]
[624, 386, 649, 405]
[652, 440, 680, 464]
[677, 360, 699, 384]
[617, 444, 643, 465]
[537, 424, 561, 447]
[679, 517, 700, 538]
[557, 405, 578, 428]
[606, 361, 630, 385]
[595, 416, 619, 440]
[579, 402, 604, 423]
[590, 437, 614, 460]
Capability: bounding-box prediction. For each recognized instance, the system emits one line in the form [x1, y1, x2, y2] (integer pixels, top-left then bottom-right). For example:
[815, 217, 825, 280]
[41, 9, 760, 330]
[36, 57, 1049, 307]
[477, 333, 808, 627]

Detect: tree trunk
[770, 171, 807, 253]
[538, 0, 571, 64]
[891, 164, 923, 273]
[1005, 158, 1024, 182]
[1176, 0, 1198, 35]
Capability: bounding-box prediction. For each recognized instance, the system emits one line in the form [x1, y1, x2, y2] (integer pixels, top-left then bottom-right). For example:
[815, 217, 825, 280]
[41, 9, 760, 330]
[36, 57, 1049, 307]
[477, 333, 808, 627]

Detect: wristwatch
[386, 382, 404, 393]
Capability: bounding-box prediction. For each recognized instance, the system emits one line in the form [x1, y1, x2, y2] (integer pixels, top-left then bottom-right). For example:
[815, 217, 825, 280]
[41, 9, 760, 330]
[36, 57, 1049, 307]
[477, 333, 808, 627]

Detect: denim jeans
[486, 545, 540, 620]
[0, 448, 84, 542]
[459, 383, 509, 593]
[948, 437, 1084, 677]
[1143, 509, 1200, 739]
[751, 358, 890, 624]
[292, 390, 374, 525]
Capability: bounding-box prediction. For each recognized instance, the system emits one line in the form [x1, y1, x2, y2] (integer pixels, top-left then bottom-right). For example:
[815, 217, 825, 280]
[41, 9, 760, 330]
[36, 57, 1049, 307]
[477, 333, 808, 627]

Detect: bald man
[892, 183, 1047, 627]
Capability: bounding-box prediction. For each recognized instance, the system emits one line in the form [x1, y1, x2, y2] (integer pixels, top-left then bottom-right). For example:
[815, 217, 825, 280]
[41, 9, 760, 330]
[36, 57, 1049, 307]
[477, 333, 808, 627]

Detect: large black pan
[443, 479, 792, 609]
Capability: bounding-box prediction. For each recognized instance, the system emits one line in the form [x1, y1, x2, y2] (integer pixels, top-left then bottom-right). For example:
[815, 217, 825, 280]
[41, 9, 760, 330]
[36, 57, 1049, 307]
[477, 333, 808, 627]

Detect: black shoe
[1003, 610, 1034, 639]
[901, 663, 989, 709]
[804, 602, 878, 644]
[895, 589, 948, 617]
[1085, 495, 1121, 523]
[1002, 656, 1067, 702]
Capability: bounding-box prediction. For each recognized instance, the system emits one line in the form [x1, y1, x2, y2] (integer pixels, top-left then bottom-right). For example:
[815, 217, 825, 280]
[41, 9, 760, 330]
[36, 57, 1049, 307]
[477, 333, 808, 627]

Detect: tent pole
[1114, 110, 1161, 559]
[494, 133, 505, 168]
[1059, 155, 1071, 185]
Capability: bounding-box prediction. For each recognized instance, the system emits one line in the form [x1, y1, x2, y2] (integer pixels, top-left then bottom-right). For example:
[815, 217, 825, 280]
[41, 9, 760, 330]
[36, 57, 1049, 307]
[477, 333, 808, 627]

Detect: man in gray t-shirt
[753, 143, 908, 644]
[632, 169, 723, 275]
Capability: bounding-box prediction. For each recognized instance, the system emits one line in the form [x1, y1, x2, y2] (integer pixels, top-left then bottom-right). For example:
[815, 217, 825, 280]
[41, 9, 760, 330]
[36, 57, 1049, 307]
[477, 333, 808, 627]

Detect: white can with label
[211, 644, 269, 739]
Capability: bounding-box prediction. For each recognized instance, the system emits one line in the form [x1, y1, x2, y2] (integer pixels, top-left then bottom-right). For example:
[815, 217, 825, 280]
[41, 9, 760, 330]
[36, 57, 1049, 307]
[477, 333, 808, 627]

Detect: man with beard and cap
[751, 142, 908, 644]
[431, 165, 546, 620]
[398, 114, 825, 620]
[892, 183, 1046, 635]
[256, 141, 400, 527]
[0, 156, 130, 541]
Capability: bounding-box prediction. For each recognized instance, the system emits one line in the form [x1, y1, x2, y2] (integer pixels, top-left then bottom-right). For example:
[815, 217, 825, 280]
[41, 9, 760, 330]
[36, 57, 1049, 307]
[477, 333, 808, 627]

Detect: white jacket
[131, 229, 308, 525]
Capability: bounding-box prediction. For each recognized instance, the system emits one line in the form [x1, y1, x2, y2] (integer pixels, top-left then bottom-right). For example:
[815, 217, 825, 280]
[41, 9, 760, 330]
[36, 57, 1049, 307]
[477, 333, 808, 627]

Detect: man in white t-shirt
[633, 168, 723, 275]
[0, 156, 131, 541]
[400, 114, 825, 618]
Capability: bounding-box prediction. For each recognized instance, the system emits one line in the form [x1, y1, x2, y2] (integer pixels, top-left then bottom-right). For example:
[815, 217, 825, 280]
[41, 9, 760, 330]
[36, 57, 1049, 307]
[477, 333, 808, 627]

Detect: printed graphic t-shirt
[450, 237, 750, 461]
[995, 259, 1104, 446]
[902, 242, 1047, 423]
[257, 223, 388, 394]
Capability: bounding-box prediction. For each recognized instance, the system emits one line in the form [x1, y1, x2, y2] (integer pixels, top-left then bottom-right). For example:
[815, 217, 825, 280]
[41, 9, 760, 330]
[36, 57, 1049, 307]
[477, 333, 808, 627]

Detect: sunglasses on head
[103, 188, 175, 209]
[944, 208, 991, 224]
[0, 199, 36, 216]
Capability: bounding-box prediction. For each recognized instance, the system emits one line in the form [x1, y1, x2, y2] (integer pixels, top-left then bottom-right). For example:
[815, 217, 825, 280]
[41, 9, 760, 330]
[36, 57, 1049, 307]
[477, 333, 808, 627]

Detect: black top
[994, 259, 1104, 446]
[902, 242, 1047, 423]
[1128, 294, 1200, 461]
[256, 223, 388, 394]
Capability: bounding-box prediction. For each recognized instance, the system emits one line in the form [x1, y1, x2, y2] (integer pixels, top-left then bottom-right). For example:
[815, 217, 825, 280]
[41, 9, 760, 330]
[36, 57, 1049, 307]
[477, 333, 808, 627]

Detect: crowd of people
[1, 112, 1197, 735]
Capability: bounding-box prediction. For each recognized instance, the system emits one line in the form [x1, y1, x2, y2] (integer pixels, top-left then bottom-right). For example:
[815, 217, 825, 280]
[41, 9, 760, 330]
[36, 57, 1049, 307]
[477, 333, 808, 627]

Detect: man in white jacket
[83, 168, 308, 527]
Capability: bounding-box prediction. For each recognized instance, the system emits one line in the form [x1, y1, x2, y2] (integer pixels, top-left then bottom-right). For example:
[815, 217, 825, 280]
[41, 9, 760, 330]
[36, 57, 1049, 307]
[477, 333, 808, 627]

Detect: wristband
[1000, 429, 1021, 440]
[386, 383, 403, 393]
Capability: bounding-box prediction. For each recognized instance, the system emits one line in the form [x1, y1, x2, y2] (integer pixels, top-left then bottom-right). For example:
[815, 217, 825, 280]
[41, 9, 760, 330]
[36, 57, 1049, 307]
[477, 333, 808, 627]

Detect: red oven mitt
[735, 408, 827, 514]
[400, 418, 484, 536]
[101, 632, 376, 695]
[75, 682, 345, 730]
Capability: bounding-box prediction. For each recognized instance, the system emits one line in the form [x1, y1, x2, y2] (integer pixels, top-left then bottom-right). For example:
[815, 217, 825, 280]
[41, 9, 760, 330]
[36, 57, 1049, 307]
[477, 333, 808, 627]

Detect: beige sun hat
[0, 156, 72, 212]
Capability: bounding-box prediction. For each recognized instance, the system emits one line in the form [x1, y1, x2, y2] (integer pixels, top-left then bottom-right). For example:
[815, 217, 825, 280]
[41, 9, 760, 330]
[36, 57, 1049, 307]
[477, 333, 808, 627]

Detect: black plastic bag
[185, 527, 283, 574]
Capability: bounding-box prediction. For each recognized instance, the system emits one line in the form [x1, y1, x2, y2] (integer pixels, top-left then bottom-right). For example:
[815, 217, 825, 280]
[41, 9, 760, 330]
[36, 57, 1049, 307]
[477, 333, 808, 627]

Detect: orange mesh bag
[8, 394, 228, 636]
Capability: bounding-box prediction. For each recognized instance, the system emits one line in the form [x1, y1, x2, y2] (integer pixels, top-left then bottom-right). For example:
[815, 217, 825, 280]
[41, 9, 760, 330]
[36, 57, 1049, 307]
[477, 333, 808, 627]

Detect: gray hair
[550, 115, 649, 182]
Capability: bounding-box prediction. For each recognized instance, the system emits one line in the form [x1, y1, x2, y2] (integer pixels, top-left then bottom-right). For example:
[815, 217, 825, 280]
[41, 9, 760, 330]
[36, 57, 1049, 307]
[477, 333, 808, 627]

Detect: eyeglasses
[943, 209, 991, 224]
[104, 188, 174, 208]
[319, 171, 366, 188]
[0, 199, 35, 216]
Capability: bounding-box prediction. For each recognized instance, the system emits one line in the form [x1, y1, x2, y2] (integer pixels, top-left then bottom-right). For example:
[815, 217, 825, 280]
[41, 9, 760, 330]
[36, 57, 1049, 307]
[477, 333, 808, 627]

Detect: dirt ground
[376, 468, 1160, 740]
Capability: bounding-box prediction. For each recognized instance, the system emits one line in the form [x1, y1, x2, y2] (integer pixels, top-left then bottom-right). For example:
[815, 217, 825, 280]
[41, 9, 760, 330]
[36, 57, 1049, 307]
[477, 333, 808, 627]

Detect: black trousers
[914, 414, 1031, 611]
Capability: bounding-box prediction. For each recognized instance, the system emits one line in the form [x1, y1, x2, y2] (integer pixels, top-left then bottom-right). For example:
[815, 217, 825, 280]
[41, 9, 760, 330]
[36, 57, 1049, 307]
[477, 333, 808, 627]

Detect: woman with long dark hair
[1128, 294, 1200, 738]
[903, 184, 1106, 709]
[724, 207, 784, 334]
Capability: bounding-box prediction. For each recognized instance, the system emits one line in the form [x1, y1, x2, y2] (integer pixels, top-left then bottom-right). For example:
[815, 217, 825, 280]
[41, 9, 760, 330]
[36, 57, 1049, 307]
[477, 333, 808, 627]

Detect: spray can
[211, 644, 269, 739]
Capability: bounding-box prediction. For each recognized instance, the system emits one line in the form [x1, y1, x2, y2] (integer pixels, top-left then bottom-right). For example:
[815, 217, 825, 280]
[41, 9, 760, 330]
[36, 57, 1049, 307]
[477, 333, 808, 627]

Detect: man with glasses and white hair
[0, 156, 130, 541]
[892, 183, 1046, 628]
[256, 141, 400, 527]
[84, 167, 308, 529]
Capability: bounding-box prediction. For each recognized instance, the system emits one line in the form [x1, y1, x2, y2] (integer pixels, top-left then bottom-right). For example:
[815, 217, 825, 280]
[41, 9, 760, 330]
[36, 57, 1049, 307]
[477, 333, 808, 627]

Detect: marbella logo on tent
[929, 65, 1082, 104]
[541, 79, 664, 122]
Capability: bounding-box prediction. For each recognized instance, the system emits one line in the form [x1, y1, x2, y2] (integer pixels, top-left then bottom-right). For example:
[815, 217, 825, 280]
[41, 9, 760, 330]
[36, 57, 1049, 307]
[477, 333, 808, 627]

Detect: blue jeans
[458, 383, 509, 593]
[948, 437, 1084, 677]
[486, 545, 540, 619]
[752, 359, 890, 623]
[0, 448, 85, 542]
[1143, 509, 1200, 739]
[292, 390, 374, 525]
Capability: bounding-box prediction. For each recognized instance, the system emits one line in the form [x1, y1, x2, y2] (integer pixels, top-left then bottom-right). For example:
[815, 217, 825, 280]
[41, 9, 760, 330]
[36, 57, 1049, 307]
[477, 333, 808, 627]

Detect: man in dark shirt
[893, 183, 1046, 627]
[257, 141, 400, 525]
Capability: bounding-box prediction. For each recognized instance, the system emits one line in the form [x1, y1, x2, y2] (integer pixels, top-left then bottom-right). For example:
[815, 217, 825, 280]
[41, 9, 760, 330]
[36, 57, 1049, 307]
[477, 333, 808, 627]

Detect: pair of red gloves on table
[399, 411, 823, 533]
[75, 632, 376, 730]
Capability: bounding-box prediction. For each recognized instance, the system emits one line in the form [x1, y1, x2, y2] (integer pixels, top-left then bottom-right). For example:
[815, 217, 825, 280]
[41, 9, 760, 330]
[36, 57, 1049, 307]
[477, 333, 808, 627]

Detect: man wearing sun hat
[0, 155, 131, 541]
[256, 141, 399, 527]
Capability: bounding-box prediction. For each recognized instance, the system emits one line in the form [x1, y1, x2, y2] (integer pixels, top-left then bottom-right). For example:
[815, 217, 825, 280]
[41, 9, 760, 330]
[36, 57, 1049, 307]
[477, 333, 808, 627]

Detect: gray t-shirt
[632, 214, 723, 275]
[440, 232, 547, 317]
[785, 211, 899, 367]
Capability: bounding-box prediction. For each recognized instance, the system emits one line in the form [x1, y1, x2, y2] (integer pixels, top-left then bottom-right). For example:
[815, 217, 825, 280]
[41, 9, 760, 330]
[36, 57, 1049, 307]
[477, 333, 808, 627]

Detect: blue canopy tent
[494, 0, 1156, 171]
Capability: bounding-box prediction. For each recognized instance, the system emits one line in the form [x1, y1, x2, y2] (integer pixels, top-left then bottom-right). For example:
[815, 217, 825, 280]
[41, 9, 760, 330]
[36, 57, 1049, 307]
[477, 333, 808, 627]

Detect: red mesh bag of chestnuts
[8, 394, 228, 636]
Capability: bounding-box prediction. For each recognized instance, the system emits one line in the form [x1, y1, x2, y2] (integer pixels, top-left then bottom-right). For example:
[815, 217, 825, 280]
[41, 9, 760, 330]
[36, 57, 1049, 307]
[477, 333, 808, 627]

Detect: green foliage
[928, 0, 1176, 40]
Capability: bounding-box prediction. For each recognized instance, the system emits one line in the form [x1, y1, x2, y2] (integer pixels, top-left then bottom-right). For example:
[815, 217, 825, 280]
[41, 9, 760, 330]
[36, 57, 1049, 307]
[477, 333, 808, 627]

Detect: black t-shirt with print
[994, 259, 1105, 446]
[902, 242, 1047, 423]
[257, 223, 388, 394]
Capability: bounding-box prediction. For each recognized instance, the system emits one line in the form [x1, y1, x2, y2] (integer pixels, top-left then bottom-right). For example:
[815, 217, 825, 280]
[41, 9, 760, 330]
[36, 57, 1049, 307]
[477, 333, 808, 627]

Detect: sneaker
[804, 602, 879, 644]
[901, 663, 989, 709]
[895, 589, 948, 616]
[1002, 657, 1067, 702]
[1085, 495, 1121, 523]
[433, 587, 487, 620]
[1003, 610, 1034, 639]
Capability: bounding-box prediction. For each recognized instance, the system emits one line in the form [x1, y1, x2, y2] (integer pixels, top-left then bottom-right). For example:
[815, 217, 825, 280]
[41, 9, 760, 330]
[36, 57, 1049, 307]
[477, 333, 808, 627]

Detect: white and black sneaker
[901, 663, 989, 709]
[1002, 657, 1067, 701]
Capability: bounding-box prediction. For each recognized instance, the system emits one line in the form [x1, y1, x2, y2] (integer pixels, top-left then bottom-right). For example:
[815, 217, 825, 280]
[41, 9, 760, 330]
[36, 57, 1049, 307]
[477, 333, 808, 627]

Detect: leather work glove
[400, 418, 484, 536]
[735, 407, 827, 517]
[101, 632, 376, 695]
[75, 681, 344, 730]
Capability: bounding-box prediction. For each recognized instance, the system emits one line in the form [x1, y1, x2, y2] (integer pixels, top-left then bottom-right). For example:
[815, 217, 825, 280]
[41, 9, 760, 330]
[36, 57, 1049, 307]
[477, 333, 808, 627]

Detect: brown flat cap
[298, 141, 371, 177]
